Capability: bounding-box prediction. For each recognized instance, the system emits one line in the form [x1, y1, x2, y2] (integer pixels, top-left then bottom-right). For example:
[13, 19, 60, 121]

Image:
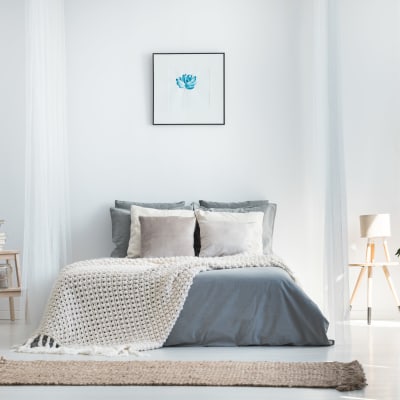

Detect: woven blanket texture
[17, 254, 292, 356]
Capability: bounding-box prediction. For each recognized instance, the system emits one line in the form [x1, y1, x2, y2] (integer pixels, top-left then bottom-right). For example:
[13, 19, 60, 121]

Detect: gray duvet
[165, 266, 332, 347]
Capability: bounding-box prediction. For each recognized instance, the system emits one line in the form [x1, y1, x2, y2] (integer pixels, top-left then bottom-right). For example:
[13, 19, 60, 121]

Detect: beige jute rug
[0, 357, 366, 391]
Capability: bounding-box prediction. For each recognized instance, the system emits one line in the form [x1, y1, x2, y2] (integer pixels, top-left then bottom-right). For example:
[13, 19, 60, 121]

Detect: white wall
[341, 0, 400, 320]
[2, 0, 400, 320]
[0, 0, 25, 318]
[0, 0, 25, 252]
[65, 0, 320, 297]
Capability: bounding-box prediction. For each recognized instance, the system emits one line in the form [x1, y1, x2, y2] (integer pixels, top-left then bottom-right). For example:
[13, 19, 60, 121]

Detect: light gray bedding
[165, 266, 332, 347]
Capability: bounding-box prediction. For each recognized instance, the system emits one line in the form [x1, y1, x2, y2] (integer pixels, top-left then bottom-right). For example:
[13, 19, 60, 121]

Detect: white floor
[0, 320, 399, 400]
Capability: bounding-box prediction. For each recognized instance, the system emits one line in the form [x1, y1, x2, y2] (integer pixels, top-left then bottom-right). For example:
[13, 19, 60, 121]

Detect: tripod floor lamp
[349, 214, 400, 324]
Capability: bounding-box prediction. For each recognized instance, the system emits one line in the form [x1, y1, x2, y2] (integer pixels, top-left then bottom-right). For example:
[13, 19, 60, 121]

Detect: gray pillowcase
[115, 200, 186, 210]
[199, 200, 269, 209]
[110, 202, 191, 258]
[198, 202, 277, 254]
[110, 208, 131, 258]
[140, 216, 196, 258]
[198, 220, 262, 257]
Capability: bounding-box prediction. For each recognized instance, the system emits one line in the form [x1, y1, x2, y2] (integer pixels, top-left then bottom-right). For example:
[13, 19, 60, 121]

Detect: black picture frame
[153, 52, 225, 125]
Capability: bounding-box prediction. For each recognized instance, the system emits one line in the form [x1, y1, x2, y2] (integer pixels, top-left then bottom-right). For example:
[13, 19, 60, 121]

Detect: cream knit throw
[17, 254, 293, 356]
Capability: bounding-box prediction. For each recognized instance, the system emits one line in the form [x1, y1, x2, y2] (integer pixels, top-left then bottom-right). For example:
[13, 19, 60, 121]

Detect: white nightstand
[349, 261, 400, 325]
[0, 250, 22, 321]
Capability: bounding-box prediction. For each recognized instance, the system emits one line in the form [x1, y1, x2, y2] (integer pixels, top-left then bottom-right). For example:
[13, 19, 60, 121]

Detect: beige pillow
[127, 205, 195, 258]
[140, 216, 196, 258]
[195, 210, 264, 257]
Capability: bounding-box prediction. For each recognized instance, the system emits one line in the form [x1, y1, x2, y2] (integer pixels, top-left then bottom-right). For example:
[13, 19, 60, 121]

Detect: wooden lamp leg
[350, 268, 366, 310]
[383, 240, 391, 262]
[367, 241, 375, 325]
[367, 241, 373, 263]
[367, 265, 373, 324]
[349, 241, 372, 311]
[382, 266, 400, 310]
[382, 239, 400, 311]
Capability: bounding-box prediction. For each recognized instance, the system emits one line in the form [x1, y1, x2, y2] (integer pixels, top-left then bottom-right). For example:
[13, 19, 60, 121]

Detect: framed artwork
[153, 52, 225, 125]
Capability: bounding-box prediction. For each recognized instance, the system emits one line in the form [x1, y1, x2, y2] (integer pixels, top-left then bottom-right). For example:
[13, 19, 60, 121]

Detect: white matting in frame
[153, 53, 225, 125]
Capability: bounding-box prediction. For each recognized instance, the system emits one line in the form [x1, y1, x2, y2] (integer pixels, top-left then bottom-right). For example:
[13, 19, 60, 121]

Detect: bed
[166, 266, 331, 347]
[18, 199, 332, 355]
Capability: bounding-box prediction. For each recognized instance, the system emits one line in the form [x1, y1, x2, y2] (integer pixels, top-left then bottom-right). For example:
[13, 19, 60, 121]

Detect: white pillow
[127, 205, 195, 258]
[195, 209, 264, 257]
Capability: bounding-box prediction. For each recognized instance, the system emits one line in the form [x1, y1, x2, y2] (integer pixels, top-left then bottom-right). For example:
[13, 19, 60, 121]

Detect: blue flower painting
[176, 74, 197, 90]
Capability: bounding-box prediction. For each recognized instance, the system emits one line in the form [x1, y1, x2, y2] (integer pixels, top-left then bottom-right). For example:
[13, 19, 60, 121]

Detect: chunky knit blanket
[17, 254, 294, 356]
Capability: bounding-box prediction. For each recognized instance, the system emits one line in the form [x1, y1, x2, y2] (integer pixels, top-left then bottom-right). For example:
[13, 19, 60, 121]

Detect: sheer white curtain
[24, 0, 70, 325]
[312, 0, 350, 343]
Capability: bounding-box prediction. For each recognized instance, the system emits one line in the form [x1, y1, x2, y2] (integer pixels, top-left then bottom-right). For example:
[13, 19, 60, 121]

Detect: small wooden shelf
[349, 240, 400, 325]
[0, 288, 21, 296]
[349, 262, 399, 267]
[0, 250, 22, 321]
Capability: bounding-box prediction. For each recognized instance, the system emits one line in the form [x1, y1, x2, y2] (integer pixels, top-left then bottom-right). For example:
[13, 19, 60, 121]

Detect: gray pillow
[115, 200, 186, 210]
[198, 220, 263, 257]
[199, 200, 269, 209]
[110, 208, 131, 258]
[140, 216, 196, 258]
[198, 202, 277, 254]
[110, 202, 191, 258]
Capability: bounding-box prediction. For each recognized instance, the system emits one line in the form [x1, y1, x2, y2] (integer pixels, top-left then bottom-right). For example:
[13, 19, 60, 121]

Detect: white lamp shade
[360, 214, 391, 238]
